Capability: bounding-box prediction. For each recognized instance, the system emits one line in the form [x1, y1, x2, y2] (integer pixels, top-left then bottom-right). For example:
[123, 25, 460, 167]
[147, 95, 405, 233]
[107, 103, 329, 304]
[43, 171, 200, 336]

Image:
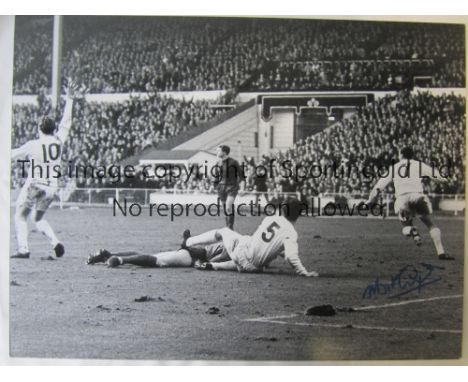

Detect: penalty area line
[244, 294, 463, 333]
[246, 318, 461, 334]
[355, 294, 463, 311]
[245, 314, 298, 322]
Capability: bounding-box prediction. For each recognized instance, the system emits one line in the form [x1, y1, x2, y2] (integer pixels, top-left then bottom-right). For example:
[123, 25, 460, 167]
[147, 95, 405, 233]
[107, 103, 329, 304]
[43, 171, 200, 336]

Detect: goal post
[51, 15, 63, 109]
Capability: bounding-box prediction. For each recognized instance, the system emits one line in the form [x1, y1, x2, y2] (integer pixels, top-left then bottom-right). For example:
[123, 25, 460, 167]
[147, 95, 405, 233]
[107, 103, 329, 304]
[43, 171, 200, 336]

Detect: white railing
[58, 188, 299, 207]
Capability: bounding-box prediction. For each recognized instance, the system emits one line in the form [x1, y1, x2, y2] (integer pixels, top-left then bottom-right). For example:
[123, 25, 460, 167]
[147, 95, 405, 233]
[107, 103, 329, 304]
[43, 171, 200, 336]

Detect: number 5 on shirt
[262, 222, 280, 243]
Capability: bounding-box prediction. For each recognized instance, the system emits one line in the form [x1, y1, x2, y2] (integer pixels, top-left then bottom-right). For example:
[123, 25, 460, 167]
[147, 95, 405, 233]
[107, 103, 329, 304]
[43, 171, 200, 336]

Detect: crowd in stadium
[14, 16, 465, 94]
[248, 91, 465, 203]
[249, 59, 465, 91]
[13, 17, 52, 94]
[11, 17, 466, 202]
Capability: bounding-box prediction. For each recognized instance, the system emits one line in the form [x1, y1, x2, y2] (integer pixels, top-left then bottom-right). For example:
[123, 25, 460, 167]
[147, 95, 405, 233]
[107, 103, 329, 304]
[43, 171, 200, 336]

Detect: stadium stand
[10, 17, 466, 203]
[13, 17, 465, 94]
[13, 16, 52, 94]
[256, 91, 466, 202]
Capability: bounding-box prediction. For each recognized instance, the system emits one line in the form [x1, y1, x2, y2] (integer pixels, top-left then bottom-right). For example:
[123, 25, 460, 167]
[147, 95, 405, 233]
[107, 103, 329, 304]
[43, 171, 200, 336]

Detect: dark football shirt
[217, 157, 245, 186]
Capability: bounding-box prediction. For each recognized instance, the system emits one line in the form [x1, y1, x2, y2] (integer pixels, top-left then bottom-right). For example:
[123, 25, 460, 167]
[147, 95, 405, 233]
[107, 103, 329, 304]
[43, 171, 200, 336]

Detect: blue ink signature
[362, 263, 444, 299]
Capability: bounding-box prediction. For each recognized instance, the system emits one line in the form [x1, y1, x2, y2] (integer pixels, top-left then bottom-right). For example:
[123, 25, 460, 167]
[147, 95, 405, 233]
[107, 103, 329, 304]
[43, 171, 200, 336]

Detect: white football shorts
[394, 193, 432, 222]
[16, 182, 58, 213]
[218, 227, 260, 273]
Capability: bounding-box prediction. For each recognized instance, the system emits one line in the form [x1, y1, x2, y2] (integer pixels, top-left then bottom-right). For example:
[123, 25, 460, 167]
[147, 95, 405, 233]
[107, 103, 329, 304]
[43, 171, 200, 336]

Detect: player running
[183, 198, 319, 276]
[214, 145, 245, 230]
[366, 146, 454, 260]
[11, 79, 80, 259]
[86, 241, 229, 268]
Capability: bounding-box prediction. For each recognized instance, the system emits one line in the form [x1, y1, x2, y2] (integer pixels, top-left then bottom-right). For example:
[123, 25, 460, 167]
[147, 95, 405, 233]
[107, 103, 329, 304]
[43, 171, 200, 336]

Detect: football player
[183, 198, 319, 276]
[366, 146, 453, 260]
[214, 145, 245, 230]
[86, 240, 229, 268]
[11, 79, 80, 259]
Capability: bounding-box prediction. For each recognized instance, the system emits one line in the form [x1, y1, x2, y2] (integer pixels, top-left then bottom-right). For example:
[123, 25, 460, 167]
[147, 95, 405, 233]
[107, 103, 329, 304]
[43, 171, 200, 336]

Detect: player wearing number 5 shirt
[182, 199, 318, 276]
[11, 80, 79, 259]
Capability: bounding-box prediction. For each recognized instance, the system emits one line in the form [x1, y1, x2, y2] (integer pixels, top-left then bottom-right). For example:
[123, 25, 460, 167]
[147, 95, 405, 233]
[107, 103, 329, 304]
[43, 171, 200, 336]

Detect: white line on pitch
[312, 216, 464, 221]
[354, 294, 463, 311]
[245, 294, 463, 323]
[245, 314, 298, 322]
[249, 318, 461, 334]
[304, 233, 463, 239]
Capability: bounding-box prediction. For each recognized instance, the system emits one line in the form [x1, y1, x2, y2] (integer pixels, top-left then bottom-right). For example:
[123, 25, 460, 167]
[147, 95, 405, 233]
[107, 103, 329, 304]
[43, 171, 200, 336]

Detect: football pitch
[9, 207, 465, 361]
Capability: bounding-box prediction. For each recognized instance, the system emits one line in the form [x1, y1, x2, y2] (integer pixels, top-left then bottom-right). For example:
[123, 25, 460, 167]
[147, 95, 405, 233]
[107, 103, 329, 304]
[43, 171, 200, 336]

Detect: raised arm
[56, 79, 81, 142]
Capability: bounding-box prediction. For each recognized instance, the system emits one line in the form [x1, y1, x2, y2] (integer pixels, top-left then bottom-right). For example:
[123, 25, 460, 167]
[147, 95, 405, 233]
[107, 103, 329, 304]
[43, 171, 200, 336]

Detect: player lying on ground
[183, 198, 319, 277]
[11, 79, 82, 259]
[366, 146, 453, 260]
[86, 240, 230, 268]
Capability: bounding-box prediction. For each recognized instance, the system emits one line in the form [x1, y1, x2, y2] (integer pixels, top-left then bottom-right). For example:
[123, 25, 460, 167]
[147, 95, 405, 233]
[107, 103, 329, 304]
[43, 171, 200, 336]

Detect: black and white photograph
[1, 13, 466, 363]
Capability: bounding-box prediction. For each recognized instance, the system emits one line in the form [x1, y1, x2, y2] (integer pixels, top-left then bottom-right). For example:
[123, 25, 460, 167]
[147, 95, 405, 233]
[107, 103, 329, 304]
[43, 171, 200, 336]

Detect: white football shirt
[249, 214, 308, 275]
[12, 134, 64, 187]
[374, 159, 436, 197]
[12, 98, 73, 188]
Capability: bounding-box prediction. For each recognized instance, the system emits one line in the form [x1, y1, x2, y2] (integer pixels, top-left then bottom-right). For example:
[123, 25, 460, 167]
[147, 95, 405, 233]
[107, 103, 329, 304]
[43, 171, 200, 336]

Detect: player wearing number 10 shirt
[182, 199, 318, 277]
[11, 80, 79, 259]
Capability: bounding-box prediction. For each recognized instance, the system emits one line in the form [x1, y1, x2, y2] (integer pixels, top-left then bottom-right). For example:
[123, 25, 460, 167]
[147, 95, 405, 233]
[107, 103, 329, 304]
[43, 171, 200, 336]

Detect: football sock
[429, 227, 445, 255]
[15, 216, 29, 254]
[35, 220, 59, 247]
[113, 251, 142, 257]
[122, 255, 158, 267]
[227, 214, 235, 230]
[186, 230, 218, 247]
